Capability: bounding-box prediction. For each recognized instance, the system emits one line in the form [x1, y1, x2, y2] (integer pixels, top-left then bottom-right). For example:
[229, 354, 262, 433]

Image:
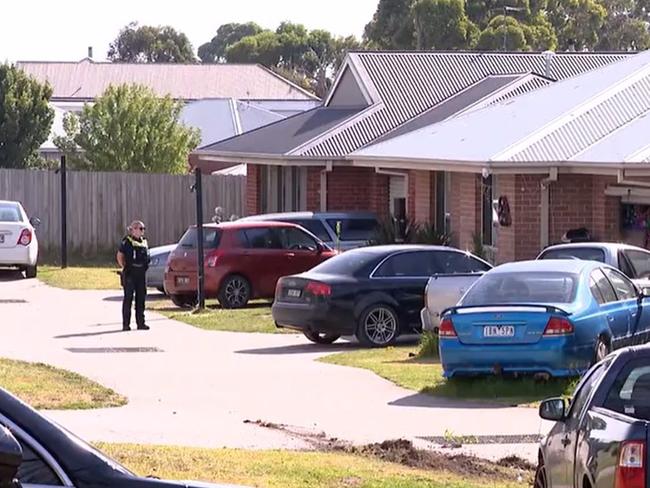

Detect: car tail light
[206, 255, 219, 268]
[615, 441, 645, 488]
[18, 229, 32, 246]
[439, 317, 457, 337]
[305, 281, 331, 297]
[543, 317, 574, 336]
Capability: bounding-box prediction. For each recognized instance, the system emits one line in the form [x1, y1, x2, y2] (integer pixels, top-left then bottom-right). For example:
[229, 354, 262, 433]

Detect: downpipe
[540, 168, 558, 249]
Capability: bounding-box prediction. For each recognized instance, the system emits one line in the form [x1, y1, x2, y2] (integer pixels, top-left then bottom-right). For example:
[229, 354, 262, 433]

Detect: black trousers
[122, 271, 147, 328]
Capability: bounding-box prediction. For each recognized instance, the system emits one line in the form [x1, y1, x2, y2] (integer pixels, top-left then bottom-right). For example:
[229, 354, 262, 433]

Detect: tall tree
[547, 0, 606, 50]
[225, 31, 282, 66]
[597, 0, 650, 50]
[364, 0, 417, 48]
[276, 22, 310, 69]
[413, 0, 479, 49]
[0, 64, 53, 169]
[198, 22, 263, 63]
[54, 85, 199, 174]
[477, 15, 532, 49]
[108, 22, 196, 63]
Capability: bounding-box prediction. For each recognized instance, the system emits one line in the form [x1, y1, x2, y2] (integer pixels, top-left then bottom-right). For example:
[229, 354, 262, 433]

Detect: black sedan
[272, 245, 491, 347]
[0, 387, 244, 487]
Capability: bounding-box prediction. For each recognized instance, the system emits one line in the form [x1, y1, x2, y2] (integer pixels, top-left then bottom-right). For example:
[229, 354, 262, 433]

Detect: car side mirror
[640, 287, 650, 299]
[29, 217, 41, 229]
[539, 397, 567, 422]
[0, 426, 23, 487]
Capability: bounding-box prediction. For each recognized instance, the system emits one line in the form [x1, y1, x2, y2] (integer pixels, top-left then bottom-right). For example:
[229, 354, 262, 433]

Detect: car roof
[191, 221, 302, 230]
[0, 200, 20, 206]
[493, 259, 597, 274]
[239, 211, 377, 220]
[542, 242, 647, 253]
[347, 244, 469, 254]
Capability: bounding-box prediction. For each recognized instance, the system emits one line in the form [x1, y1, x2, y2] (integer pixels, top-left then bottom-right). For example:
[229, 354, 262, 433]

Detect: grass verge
[320, 346, 577, 406]
[0, 358, 126, 409]
[99, 443, 526, 488]
[148, 298, 291, 334]
[39, 266, 121, 290]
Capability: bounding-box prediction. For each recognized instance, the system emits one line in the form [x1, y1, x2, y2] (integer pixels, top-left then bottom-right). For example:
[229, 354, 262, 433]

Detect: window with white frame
[260, 166, 308, 213]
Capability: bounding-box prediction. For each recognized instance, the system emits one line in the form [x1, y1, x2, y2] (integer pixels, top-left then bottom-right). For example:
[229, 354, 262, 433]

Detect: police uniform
[119, 235, 150, 330]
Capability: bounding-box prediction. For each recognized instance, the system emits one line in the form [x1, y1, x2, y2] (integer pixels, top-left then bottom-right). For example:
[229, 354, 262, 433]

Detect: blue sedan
[439, 260, 650, 378]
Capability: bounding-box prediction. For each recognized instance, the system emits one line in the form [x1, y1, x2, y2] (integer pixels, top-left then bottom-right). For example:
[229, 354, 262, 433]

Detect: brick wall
[246, 164, 260, 216]
[496, 175, 516, 264]
[306, 167, 321, 211]
[327, 167, 389, 217]
[514, 174, 543, 260]
[408, 170, 432, 223]
[449, 172, 478, 250]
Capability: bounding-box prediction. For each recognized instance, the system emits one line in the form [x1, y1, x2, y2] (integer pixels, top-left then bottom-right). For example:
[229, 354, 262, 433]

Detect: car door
[240, 227, 288, 297]
[278, 226, 324, 276]
[621, 248, 650, 285]
[591, 268, 631, 347]
[602, 267, 640, 347]
[543, 362, 607, 488]
[371, 251, 437, 329]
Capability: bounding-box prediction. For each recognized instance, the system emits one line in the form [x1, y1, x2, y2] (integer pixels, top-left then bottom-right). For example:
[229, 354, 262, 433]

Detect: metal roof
[196, 51, 630, 161]
[353, 49, 650, 166]
[18, 58, 318, 101]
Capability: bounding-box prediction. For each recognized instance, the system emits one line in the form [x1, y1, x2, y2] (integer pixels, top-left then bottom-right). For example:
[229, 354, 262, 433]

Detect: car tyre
[593, 336, 611, 364]
[303, 331, 341, 344]
[170, 294, 197, 309]
[533, 459, 548, 488]
[356, 304, 399, 348]
[218, 275, 251, 309]
[25, 265, 37, 279]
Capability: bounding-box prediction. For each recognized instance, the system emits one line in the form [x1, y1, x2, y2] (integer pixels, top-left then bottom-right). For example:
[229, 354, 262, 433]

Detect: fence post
[60, 156, 68, 269]
[194, 167, 205, 310]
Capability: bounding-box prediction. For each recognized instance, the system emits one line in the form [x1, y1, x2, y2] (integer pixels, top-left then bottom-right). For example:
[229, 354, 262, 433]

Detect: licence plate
[287, 289, 301, 298]
[483, 325, 515, 337]
[176, 277, 190, 286]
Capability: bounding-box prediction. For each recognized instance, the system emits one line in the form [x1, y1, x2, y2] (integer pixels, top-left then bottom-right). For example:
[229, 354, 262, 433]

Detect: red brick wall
[408, 170, 432, 223]
[496, 175, 516, 264]
[514, 174, 543, 260]
[246, 164, 261, 216]
[327, 167, 389, 217]
[449, 173, 478, 251]
[306, 167, 321, 211]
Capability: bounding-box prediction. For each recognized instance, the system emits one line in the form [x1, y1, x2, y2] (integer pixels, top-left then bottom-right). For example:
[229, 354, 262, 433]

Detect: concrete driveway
[0, 273, 550, 461]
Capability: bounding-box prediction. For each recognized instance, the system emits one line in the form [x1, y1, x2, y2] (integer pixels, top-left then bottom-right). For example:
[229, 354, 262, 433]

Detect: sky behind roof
[2, 0, 378, 62]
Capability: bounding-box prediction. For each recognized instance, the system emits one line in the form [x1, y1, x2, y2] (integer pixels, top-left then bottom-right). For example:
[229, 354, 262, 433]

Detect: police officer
[116, 220, 150, 331]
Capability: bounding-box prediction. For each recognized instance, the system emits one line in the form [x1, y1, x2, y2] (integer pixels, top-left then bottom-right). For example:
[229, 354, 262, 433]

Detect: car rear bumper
[164, 270, 221, 297]
[420, 308, 439, 332]
[272, 301, 356, 335]
[0, 245, 37, 267]
[440, 337, 592, 378]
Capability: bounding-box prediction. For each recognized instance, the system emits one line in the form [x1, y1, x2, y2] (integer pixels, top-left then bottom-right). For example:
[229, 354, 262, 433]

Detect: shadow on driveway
[103, 292, 168, 303]
[0, 270, 25, 282]
[54, 318, 168, 338]
[236, 341, 362, 355]
[388, 392, 508, 410]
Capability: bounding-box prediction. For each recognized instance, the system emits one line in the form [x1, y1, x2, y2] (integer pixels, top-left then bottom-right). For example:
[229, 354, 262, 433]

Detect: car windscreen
[326, 218, 378, 242]
[178, 228, 221, 249]
[539, 247, 606, 263]
[604, 359, 650, 421]
[461, 271, 578, 305]
[310, 250, 379, 276]
[0, 203, 22, 223]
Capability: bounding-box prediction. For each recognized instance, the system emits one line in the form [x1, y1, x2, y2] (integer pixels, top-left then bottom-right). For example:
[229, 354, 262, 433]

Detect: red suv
[164, 221, 336, 308]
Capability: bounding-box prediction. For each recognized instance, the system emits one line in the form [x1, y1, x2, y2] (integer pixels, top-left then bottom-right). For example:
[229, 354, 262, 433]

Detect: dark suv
[164, 221, 336, 308]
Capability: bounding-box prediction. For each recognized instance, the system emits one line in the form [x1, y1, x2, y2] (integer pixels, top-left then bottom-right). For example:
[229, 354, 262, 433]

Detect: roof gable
[327, 66, 371, 108]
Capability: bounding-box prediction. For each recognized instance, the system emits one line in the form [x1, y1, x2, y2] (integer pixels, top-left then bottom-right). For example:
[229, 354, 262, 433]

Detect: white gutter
[617, 169, 650, 189]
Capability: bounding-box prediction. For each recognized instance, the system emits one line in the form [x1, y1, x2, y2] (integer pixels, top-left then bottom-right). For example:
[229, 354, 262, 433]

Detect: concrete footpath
[0, 275, 550, 462]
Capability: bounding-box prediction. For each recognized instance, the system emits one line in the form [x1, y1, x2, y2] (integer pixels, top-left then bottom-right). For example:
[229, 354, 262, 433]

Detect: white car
[0, 200, 39, 278]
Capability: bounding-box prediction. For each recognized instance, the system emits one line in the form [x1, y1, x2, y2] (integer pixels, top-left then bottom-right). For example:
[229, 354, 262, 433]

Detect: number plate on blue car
[483, 325, 515, 337]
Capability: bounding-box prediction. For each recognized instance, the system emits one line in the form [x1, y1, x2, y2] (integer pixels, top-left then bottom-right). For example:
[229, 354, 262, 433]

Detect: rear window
[326, 218, 378, 242]
[539, 247, 606, 263]
[604, 359, 650, 420]
[178, 227, 221, 249]
[461, 271, 578, 305]
[310, 250, 379, 276]
[0, 203, 22, 223]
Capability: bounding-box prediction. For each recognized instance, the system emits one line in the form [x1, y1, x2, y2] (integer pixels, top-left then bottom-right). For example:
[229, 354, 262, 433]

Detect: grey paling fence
[0, 169, 245, 258]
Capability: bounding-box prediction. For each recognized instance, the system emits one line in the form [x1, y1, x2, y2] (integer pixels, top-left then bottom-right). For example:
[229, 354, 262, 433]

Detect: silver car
[146, 244, 177, 292]
[420, 251, 492, 332]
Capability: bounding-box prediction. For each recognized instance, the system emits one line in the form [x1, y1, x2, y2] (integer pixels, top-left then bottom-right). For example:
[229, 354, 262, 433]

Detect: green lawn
[148, 298, 291, 334]
[39, 266, 121, 290]
[0, 358, 126, 409]
[321, 346, 577, 406]
[99, 443, 527, 488]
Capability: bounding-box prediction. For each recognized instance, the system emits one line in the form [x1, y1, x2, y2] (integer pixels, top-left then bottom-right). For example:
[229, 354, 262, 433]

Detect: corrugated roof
[352, 49, 650, 166]
[18, 59, 318, 101]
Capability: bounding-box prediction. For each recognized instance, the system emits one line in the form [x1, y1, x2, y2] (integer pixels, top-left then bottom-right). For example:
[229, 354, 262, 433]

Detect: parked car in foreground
[146, 244, 176, 293]
[0, 200, 39, 279]
[164, 221, 335, 309]
[537, 242, 650, 286]
[238, 211, 379, 251]
[419, 252, 492, 332]
[439, 260, 650, 378]
[273, 245, 487, 347]
[0, 387, 244, 487]
[536, 344, 650, 488]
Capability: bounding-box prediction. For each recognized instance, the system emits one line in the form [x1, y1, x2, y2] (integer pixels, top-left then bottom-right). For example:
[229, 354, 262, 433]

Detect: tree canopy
[108, 22, 196, 63]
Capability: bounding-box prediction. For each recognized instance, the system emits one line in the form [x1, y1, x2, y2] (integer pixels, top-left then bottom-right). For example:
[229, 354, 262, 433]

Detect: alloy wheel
[364, 307, 398, 345]
[225, 278, 248, 307]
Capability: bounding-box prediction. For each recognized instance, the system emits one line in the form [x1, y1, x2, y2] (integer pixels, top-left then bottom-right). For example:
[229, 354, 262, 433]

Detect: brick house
[192, 50, 632, 259]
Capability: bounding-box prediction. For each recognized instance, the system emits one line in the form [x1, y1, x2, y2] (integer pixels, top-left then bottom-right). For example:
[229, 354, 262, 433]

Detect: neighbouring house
[18, 58, 319, 162]
[191, 50, 631, 260]
[352, 49, 650, 263]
